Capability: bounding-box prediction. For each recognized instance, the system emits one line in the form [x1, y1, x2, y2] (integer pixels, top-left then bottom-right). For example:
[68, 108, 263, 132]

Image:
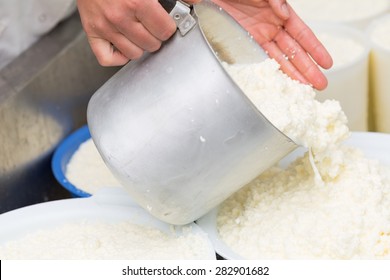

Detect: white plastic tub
[310, 23, 370, 131]
[0, 188, 216, 259]
[289, 0, 389, 30]
[367, 14, 390, 132]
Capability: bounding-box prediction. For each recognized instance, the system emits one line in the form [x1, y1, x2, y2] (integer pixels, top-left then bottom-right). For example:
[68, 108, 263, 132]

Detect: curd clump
[224, 59, 349, 180]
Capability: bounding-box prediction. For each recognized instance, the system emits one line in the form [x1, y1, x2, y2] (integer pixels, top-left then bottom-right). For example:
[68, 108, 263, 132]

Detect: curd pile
[66, 138, 122, 194]
[0, 221, 213, 259]
[218, 58, 390, 259]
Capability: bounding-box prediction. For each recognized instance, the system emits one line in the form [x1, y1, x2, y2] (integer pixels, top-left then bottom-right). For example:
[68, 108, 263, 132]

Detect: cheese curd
[0, 222, 213, 259]
[218, 58, 390, 259]
[65, 138, 122, 194]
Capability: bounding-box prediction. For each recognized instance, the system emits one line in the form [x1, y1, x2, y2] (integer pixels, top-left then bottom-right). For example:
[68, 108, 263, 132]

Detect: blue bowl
[51, 125, 92, 198]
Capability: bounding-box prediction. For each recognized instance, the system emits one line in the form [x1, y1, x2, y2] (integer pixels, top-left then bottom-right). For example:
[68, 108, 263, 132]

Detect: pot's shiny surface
[87, 1, 296, 225]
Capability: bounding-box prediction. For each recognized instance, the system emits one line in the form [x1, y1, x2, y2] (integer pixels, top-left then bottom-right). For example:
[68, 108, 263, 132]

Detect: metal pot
[87, 0, 296, 225]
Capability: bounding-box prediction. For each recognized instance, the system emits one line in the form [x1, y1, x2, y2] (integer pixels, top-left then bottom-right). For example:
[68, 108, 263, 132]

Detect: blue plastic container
[51, 125, 92, 198]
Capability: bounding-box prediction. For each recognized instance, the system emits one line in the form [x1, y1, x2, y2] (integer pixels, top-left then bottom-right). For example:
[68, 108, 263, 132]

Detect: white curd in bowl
[0, 189, 215, 260]
[65, 138, 122, 194]
[198, 132, 390, 259]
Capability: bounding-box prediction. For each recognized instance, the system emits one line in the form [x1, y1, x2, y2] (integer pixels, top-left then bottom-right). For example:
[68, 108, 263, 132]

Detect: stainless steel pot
[87, 0, 297, 225]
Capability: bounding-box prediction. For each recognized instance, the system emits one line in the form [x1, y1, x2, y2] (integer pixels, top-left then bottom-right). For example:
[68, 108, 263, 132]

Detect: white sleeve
[0, 0, 77, 70]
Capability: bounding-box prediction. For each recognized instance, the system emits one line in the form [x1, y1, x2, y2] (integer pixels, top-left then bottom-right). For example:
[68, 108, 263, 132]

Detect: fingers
[262, 40, 309, 85]
[77, 0, 179, 67]
[283, 7, 333, 70]
[103, 0, 176, 63]
[133, 0, 177, 41]
[259, 3, 332, 90]
[272, 27, 329, 90]
[88, 37, 131, 66]
[276, 6, 332, 90]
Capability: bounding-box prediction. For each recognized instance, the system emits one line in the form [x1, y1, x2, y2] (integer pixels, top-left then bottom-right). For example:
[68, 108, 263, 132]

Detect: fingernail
[281, 3, 290, 18]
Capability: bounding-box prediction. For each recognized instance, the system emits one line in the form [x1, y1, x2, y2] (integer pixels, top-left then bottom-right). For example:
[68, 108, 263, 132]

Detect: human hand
[77, 0, 200, 66]
[212, 0, 333, 90]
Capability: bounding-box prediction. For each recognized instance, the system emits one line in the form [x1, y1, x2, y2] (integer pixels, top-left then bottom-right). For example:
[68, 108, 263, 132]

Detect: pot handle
[158, 0, 196, 36]
[159, 0, 177, 12]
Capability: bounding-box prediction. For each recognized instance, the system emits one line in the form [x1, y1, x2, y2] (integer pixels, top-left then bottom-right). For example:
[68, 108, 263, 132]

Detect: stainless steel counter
[0, 12, 120, 213]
